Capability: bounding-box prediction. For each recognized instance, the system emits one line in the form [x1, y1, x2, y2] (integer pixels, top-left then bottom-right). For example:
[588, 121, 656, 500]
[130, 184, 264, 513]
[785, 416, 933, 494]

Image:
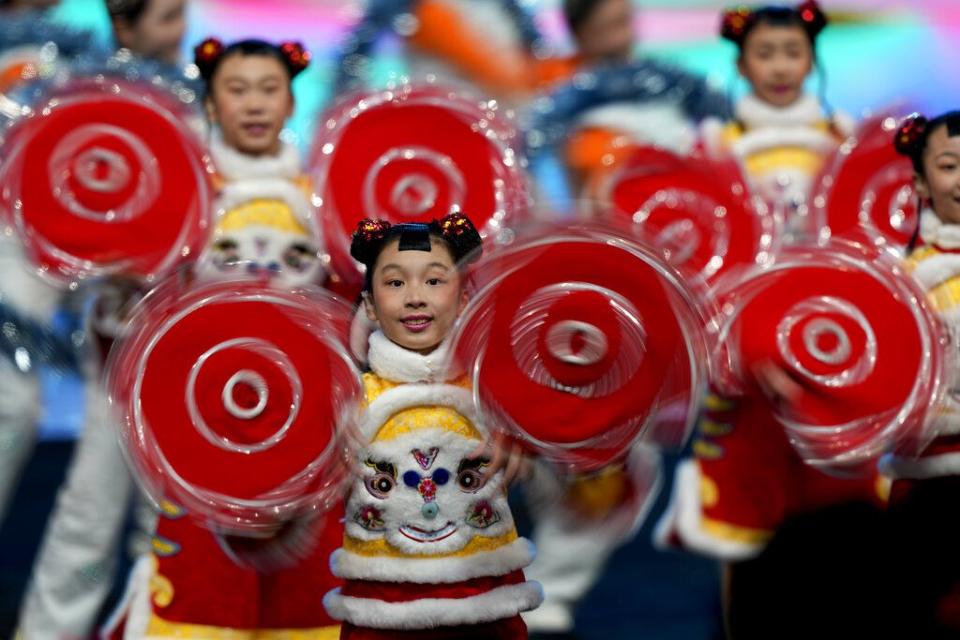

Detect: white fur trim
[736, 93, 824, 130]
[330, 537, 535, 583]
[522, 601, 574, 633]
[730, 125, 836, 160]
[361, 381, 483, 441]
[0, 238, 62, 321]
[575, 102, 697, 155]
[832, 110, 856, 139]
[99, 555, 153, 640]
[323, 581, 543, 629]
[367, 330, 456, 383]
[919, 209, 960, 252]
[880, 451, 960, 480]
[209, 132, 300, 180]
[911, 252, 960, 291]
[654, 459, 764, 561]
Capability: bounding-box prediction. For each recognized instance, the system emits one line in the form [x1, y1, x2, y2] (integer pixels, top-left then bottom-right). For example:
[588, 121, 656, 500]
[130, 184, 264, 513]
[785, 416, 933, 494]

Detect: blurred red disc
[450, 226, 707, 470]
[812, 113, 918, 249]
[107, 278, 359, 532]
[712, 241, 944, 471]
[0, 78, 212, 283]
[309, 84, 529, 289]
[602, 145, 776, 289]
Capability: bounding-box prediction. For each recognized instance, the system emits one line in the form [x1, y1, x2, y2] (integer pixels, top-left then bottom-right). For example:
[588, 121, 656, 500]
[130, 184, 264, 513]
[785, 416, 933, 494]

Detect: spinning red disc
[309, 84, 529, 289]
[811, 114, 918, 249]
[449, 226, 707, 470]
[0, 78, 211, 283]
[107, 278, 360, 532]
[712, 241, 945, 471]
[602, 145, 776, 288]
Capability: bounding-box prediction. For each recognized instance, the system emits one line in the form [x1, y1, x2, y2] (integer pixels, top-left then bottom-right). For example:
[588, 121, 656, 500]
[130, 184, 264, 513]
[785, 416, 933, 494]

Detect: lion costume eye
[456, 458, 489, 493]
[364, 459, 397, 499]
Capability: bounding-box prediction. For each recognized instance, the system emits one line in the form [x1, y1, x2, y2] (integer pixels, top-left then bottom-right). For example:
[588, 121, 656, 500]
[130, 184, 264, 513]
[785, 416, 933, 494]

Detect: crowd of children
[1, 0, 957, 639]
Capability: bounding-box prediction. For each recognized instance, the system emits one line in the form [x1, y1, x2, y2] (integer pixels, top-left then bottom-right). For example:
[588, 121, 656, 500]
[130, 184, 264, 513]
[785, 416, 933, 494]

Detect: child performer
[323, 213, 542, 638]
[101, 38, 341, 640]
[107, 0, 187, 65]
[881, 112, 960, 636]
[702, 0, 853, 241]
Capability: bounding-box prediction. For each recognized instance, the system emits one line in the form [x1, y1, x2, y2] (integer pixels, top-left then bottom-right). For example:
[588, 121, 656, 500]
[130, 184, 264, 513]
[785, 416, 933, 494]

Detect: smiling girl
[702, 0, 852, 241]
[323, 213, 542, 639]
[880, 113, 960, 634]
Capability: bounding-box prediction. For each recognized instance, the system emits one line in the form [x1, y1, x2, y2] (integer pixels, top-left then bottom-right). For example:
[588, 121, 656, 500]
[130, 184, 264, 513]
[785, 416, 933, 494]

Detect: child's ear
[458, 288, 469, 315]
[914, 173, 930, 202]
[363, 292, 379, 323]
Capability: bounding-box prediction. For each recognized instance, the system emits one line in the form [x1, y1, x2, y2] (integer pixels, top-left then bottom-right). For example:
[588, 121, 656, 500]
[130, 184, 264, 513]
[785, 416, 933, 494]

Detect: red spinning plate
[713, 242, 944, 469]
[602, 145, 775, 289]
[451, 228, 706, 469]
[811, 114, 918, 249]
[0, 79, 212, 283]
[309, 84, 529, 289]
[107, 279, 358, 531]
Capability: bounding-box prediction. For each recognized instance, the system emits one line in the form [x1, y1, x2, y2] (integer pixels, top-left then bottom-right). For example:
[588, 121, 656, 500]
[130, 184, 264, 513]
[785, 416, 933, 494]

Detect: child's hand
[468, 431, 531, 489]
[751, 358, 803, 413]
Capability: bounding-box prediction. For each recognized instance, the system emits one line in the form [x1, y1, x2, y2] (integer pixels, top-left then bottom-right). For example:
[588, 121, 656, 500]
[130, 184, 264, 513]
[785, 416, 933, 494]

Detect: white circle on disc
[222, 369, 269, 420]
[72, 146, 132, 194]
[802, 317, 852, 366]
[545, 320, 608, 366]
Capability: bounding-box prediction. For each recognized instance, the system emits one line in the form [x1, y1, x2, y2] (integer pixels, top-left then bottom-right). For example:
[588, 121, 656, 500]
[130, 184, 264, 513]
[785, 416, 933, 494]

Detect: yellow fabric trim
[703, 393, 735, 412]
[701, 517, 773, 546]
[700, 474, 720, 509]
[564, 465, 630, 519]
[875, 475, 892, 504]
[362, 373, 482, 442]
[699, 418, 733, 437]
[158, 499, 185, 518]
[344, 530, 517, 558]
[217, 199, 308, 235]
[151, 536, 181, 558]
[904, 246, 960, 312]
[693, 439, 724, 460]
[147, 615, 340, 639]
[744, 148, 823, 177]
[148, 556, 174, 609]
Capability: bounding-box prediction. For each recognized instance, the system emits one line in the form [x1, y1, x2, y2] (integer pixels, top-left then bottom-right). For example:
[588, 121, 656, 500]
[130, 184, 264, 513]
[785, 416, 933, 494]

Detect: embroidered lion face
[197, 198, 323, 287]
[344, 428, 515, 556]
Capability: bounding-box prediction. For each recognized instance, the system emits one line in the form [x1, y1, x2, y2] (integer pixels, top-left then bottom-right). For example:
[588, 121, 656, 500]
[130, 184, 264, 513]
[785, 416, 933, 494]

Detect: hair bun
[893, 114, 928, 158]
[194, 37, 225, 81]
[797, 0, 828, 38]
[279, 41, 311, 77]
[720, 7, 754, 44]
[435, 211, 483, 263]
[350, 219, 392, 266]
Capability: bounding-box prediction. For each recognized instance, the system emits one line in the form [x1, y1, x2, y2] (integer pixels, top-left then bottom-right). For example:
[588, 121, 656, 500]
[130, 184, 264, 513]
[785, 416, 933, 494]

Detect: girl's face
[364, 237, 468, 354]
[737, 22, 813, 108]
[207, 53, 293, 157]
[572, 0, 635, 64]
[918, 124, 960, 225]
[114, 0, 187, 64]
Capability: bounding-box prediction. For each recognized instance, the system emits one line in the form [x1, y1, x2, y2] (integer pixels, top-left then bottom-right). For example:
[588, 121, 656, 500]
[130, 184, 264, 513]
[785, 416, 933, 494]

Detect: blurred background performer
[12, 2, 199, 637]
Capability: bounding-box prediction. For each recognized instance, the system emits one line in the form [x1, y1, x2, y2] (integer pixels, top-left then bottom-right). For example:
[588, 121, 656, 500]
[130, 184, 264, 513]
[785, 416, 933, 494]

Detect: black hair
[894, 111, 960, 176]
[105, 0, 149, 23]
[194, 38, 310, 90]
[721, 2, 828, 52]
[563, 0, 609, 35]
[350, 214, 483, 292]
